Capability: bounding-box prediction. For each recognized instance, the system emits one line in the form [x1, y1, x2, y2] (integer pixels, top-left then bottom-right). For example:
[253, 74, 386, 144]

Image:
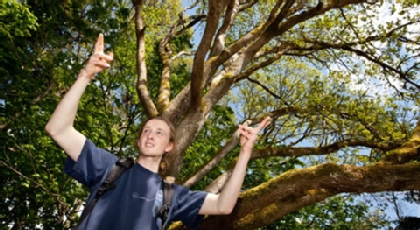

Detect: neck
[137, 155, 162, 173]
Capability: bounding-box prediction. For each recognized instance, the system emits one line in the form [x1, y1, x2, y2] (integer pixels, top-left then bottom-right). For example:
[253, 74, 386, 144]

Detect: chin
[140, 150, 162, 157]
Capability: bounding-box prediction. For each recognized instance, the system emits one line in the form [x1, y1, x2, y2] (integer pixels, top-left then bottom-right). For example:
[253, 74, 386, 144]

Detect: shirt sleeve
[63, 138, 118, 188]
[169, 185, 208, 229]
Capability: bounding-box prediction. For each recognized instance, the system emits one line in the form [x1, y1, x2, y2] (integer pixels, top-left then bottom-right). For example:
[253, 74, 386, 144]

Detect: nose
[147, 132, 155, 140]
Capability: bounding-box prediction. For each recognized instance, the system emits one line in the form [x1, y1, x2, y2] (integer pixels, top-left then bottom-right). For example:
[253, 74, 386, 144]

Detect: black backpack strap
[73, 157, 134, 230]
[156, 181, 175, 229]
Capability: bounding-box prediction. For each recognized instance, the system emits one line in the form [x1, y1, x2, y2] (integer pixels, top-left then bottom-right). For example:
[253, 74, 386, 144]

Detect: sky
[331, 1, 420, 98]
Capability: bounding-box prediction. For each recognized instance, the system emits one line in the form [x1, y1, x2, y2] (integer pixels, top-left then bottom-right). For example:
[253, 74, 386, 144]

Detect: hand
[238, 117, 271, 153]
[79, 34, 114, 79]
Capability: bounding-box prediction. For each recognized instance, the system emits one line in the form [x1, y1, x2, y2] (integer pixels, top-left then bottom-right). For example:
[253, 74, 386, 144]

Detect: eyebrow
[144, 126, 166, 133]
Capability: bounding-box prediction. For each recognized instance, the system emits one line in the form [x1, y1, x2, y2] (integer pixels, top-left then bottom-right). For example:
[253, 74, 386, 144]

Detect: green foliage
[233, 55, 413, 166]
[1, 1, 143, 228]
[0, 1, 38, 38]
[0, 0, 38, 84]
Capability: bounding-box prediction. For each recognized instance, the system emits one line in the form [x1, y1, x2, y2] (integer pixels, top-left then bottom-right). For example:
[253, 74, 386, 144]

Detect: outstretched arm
[45, 34, 113, 161]
[199, 117, 271, 215]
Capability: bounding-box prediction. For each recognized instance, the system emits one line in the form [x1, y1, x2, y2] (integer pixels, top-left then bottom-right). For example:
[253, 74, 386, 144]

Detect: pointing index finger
[255, 117, 271, 133]
[94, 34, 104, 54]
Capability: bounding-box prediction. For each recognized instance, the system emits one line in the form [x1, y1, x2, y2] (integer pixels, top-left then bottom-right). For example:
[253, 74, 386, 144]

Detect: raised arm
[199, 117, 271, 215]
[45, 34, 113, 161]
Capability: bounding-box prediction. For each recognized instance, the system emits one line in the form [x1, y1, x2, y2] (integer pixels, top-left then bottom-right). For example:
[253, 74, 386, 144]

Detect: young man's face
[137, 119, 174, 157]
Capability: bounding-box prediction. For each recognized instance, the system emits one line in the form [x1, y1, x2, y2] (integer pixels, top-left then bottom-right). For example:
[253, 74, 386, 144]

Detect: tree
[259, 195, 390, 229]
[2, 0, 420, 229]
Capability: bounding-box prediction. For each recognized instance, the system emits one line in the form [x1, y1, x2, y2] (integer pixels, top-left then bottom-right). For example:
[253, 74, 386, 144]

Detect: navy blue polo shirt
[64, 139, 207, 230]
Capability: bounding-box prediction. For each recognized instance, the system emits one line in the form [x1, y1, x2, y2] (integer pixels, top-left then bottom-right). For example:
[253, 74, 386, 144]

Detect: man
[45, 34, 270, 229]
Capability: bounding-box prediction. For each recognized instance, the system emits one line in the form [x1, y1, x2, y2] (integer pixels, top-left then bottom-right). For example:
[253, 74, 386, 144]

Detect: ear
[164, 142, 174, 153]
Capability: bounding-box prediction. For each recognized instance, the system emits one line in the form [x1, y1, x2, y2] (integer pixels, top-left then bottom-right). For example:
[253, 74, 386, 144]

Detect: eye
[143, 129, 149, 133]
[156, 131, 163, 135]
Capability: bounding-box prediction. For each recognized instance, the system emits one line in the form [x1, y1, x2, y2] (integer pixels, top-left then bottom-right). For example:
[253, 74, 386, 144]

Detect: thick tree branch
[209, 0, 239, 58]
[158, 13, 204, 114]
[383, 120, 420, 163]
[190, 0, 227, 111]
[196, 162, 420, 230]
[156, 21, 180, 112]
[133, 0, 157, 118]
[162, 84, 191, 123]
